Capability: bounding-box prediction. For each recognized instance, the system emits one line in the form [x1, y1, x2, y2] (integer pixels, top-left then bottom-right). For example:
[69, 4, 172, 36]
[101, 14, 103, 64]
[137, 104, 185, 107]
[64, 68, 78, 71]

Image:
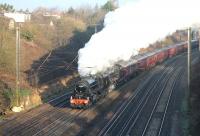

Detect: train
[70, 40, 199, 108]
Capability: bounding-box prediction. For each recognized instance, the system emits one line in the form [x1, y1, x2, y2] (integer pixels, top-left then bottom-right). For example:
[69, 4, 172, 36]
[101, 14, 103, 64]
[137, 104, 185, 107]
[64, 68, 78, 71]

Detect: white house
[4, 12, 31, 22]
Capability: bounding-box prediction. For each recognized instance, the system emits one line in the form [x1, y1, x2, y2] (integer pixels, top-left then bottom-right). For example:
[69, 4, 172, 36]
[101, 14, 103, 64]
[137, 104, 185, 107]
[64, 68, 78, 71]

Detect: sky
[0, 0, 136, 11]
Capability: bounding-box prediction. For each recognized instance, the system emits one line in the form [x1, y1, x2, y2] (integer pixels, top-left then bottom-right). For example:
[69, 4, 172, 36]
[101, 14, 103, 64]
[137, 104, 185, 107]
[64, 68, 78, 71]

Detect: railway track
[34, 89, 121, 136]
[141, 68, 183, 136]
[2, 88, 111, 136]
[2, 90, 73, 126]
[1, 91, 73, 136]
[1, 50, 199, 136]
[97, 56, 180, 136]
[31, 58, 181, 136]
[96, 51, 199, 136]
[31, 109, 85, 136]
[126, 67, 183, 136]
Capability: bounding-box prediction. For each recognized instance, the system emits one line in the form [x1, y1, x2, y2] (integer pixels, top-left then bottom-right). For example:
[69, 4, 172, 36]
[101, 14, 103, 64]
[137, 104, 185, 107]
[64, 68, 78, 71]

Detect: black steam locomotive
[70, 62, 138, 108]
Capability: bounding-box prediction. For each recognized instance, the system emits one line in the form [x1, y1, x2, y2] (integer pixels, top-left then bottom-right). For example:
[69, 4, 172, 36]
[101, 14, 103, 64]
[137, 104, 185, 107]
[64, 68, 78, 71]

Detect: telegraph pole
[16, 23, 20, 106]
[188, 27, 191, 91]
[5, 13, 25, 110]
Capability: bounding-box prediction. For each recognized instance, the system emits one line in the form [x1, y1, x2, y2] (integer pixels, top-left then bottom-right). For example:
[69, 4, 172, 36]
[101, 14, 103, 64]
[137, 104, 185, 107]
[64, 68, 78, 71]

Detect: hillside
[0, 2, 115, 115]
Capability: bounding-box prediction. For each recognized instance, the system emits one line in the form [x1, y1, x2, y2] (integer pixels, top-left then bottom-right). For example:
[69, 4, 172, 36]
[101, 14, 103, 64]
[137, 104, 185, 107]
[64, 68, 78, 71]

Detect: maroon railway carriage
[157, 50, 169, 63]
[146, 54, 157, 69]
[123, 63, 138, 79]
[156, 51, 165, 63]
[137, 58, 147, 71]
[168, 47, 177, 58]
[116, 60, 139, 82]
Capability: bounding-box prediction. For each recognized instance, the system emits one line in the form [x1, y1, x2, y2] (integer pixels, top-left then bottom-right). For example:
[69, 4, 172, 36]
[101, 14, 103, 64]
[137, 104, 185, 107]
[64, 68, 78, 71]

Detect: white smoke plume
[78, 0, 200, 76]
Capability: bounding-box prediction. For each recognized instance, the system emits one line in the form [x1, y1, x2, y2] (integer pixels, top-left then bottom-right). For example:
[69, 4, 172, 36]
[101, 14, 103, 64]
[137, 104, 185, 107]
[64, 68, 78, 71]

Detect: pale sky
[0, 0, 137, 11]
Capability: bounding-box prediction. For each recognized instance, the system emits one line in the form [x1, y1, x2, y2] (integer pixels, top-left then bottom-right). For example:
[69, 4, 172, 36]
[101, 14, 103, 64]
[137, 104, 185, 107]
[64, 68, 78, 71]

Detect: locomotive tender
[70, 40, 198, 108]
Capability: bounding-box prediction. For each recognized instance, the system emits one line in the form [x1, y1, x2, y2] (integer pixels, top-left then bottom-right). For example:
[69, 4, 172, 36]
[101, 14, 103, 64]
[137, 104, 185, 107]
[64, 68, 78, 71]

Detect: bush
[2, 89, 14, 107]
[21, 30, 34, 41]
[3, 89, 31, 107]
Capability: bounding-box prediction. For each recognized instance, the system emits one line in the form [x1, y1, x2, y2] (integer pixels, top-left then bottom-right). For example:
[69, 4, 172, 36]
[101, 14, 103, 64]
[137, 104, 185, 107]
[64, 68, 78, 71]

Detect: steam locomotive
[70, 40, 198, 108]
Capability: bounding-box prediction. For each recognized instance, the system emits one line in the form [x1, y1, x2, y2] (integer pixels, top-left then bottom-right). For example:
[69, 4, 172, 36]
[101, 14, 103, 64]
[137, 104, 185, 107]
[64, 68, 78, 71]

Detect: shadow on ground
[26, 24, 103, 104]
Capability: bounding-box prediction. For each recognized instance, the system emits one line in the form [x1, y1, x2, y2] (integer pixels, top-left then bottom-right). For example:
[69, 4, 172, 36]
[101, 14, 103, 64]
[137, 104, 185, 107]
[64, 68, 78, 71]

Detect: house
[4, 12, 31, 22]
